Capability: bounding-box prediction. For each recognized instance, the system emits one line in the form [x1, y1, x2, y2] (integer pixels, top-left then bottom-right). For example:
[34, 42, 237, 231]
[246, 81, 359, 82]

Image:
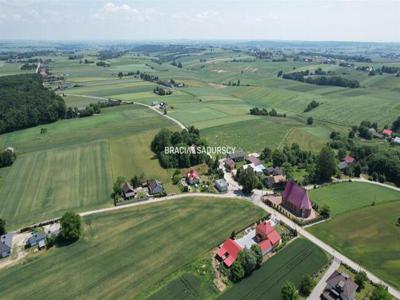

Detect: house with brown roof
[246, 155, 262, 166]
[265, 175, 287, 189]
[122, 182, 136, 199]
[281, 181, 312, 218]
[322, 270, 358, 300]
[224, 158, 235, 172]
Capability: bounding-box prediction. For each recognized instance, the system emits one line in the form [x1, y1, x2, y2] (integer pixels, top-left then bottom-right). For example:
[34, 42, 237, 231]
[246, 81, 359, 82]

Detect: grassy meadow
[0, 198, 265, 299]
[309, 182, 400, 216]
[219, 238, 329, 300]
[308, 182, 400, 289]
[308, 201, 400, 289]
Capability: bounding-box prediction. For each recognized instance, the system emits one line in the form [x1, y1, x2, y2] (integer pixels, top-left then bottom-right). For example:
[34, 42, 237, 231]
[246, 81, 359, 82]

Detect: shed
[215, 179, 228, 192]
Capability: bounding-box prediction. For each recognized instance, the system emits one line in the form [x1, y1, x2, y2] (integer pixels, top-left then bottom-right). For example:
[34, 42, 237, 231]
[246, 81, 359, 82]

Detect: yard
[0, 197, 265, 299]
[218, 238, 329, 300]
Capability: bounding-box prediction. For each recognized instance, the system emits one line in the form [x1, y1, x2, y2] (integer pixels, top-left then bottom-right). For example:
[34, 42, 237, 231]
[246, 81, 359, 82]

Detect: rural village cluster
[1, 35, 400, 299]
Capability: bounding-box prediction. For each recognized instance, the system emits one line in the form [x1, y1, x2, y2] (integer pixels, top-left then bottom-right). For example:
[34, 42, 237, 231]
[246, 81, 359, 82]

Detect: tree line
[282, 70, 360, 88]
[250, 107, 287, 118]
[150, 126, 208, 168]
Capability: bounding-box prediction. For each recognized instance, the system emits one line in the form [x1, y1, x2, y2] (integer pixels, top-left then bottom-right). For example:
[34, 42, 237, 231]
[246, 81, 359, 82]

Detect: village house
[339, 155, 356, 170]
[0, 233, 13, 258]
[244, 163, 266, 176]
[281, 181, 312, 218]
[228, 151, 246, 162]
[246, 154, 262, 166]
[255, 221, 281, 255]
[214, 179, 228, 192]
[122, 181, 136, 199]
[265, 174, 287, 189]
[322, 270, 358, 300]
[216, 239, 242, 267]
[26, 232, 46, 249]
[224, 158, 235, 172]
[266, 166, 284, 176]
[147, 179, 164, 196]
[186, 169, 200, 185]
[383, 129, 393, 137]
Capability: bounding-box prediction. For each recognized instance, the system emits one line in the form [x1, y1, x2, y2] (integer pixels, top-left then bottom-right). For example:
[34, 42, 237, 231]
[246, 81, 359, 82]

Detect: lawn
[218, 238, 329, 300]
[308, 182, 400, 216]
[308, 201, 400, 289]
[0, 140, 113, 229]
[0, 198, 265, 299]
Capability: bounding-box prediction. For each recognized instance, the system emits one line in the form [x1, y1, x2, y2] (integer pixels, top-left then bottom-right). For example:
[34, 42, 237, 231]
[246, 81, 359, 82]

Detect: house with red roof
[255, 221, 281, 254]
[383, 129, 393, 137]
[281, 181, 312, 218]
[342, 155, 355, 165]
[216, 239, 242, 267]
[186, 169, 200, 185]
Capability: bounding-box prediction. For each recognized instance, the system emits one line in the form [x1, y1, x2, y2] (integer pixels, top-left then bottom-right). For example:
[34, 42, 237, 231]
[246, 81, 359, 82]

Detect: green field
[0, 104, 179, 229]
[149, 272, 217, 300]
[308, 201, 400, 289]
[309, 182, 400, 216]
[0, 198, 265, 299]
[202, 117, 301, 152]
[0, 104, 173, 154]
[0, 141, 112, 228]
[219, 239, 329, 300]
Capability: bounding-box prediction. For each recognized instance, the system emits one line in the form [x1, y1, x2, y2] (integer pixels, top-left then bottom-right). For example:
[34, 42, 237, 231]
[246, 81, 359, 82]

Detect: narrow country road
[334, 176, 400, 192]
[62, 93, 187, 130]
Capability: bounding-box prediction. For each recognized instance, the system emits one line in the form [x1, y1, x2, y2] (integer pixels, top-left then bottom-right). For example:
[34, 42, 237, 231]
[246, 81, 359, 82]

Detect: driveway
[308, 258, 341, 300]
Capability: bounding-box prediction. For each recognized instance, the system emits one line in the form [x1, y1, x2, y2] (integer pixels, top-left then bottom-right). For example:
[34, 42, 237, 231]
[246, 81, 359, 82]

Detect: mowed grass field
[219, 239, 329, 300]
[309, 182, 400, 216]
[0, 104, 179, 229]
[308, 201, 400, 289]
[0, 198, 265, 299]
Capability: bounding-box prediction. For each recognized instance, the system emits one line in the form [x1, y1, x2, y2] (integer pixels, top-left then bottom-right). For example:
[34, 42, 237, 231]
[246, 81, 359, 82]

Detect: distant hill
[0, 74, 66, 134]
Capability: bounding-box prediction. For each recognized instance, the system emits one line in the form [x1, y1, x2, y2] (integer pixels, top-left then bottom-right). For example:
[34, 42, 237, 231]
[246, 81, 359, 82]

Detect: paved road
[308, 258, 341, 300]
[63, 94, 187, 130]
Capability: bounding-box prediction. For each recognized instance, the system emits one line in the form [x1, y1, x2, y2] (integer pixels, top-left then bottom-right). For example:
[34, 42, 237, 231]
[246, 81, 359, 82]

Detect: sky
[0, 0, 399, 42]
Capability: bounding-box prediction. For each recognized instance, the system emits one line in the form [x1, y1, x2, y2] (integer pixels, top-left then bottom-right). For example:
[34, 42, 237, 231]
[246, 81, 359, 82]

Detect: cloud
[93, 2, 148, 21]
